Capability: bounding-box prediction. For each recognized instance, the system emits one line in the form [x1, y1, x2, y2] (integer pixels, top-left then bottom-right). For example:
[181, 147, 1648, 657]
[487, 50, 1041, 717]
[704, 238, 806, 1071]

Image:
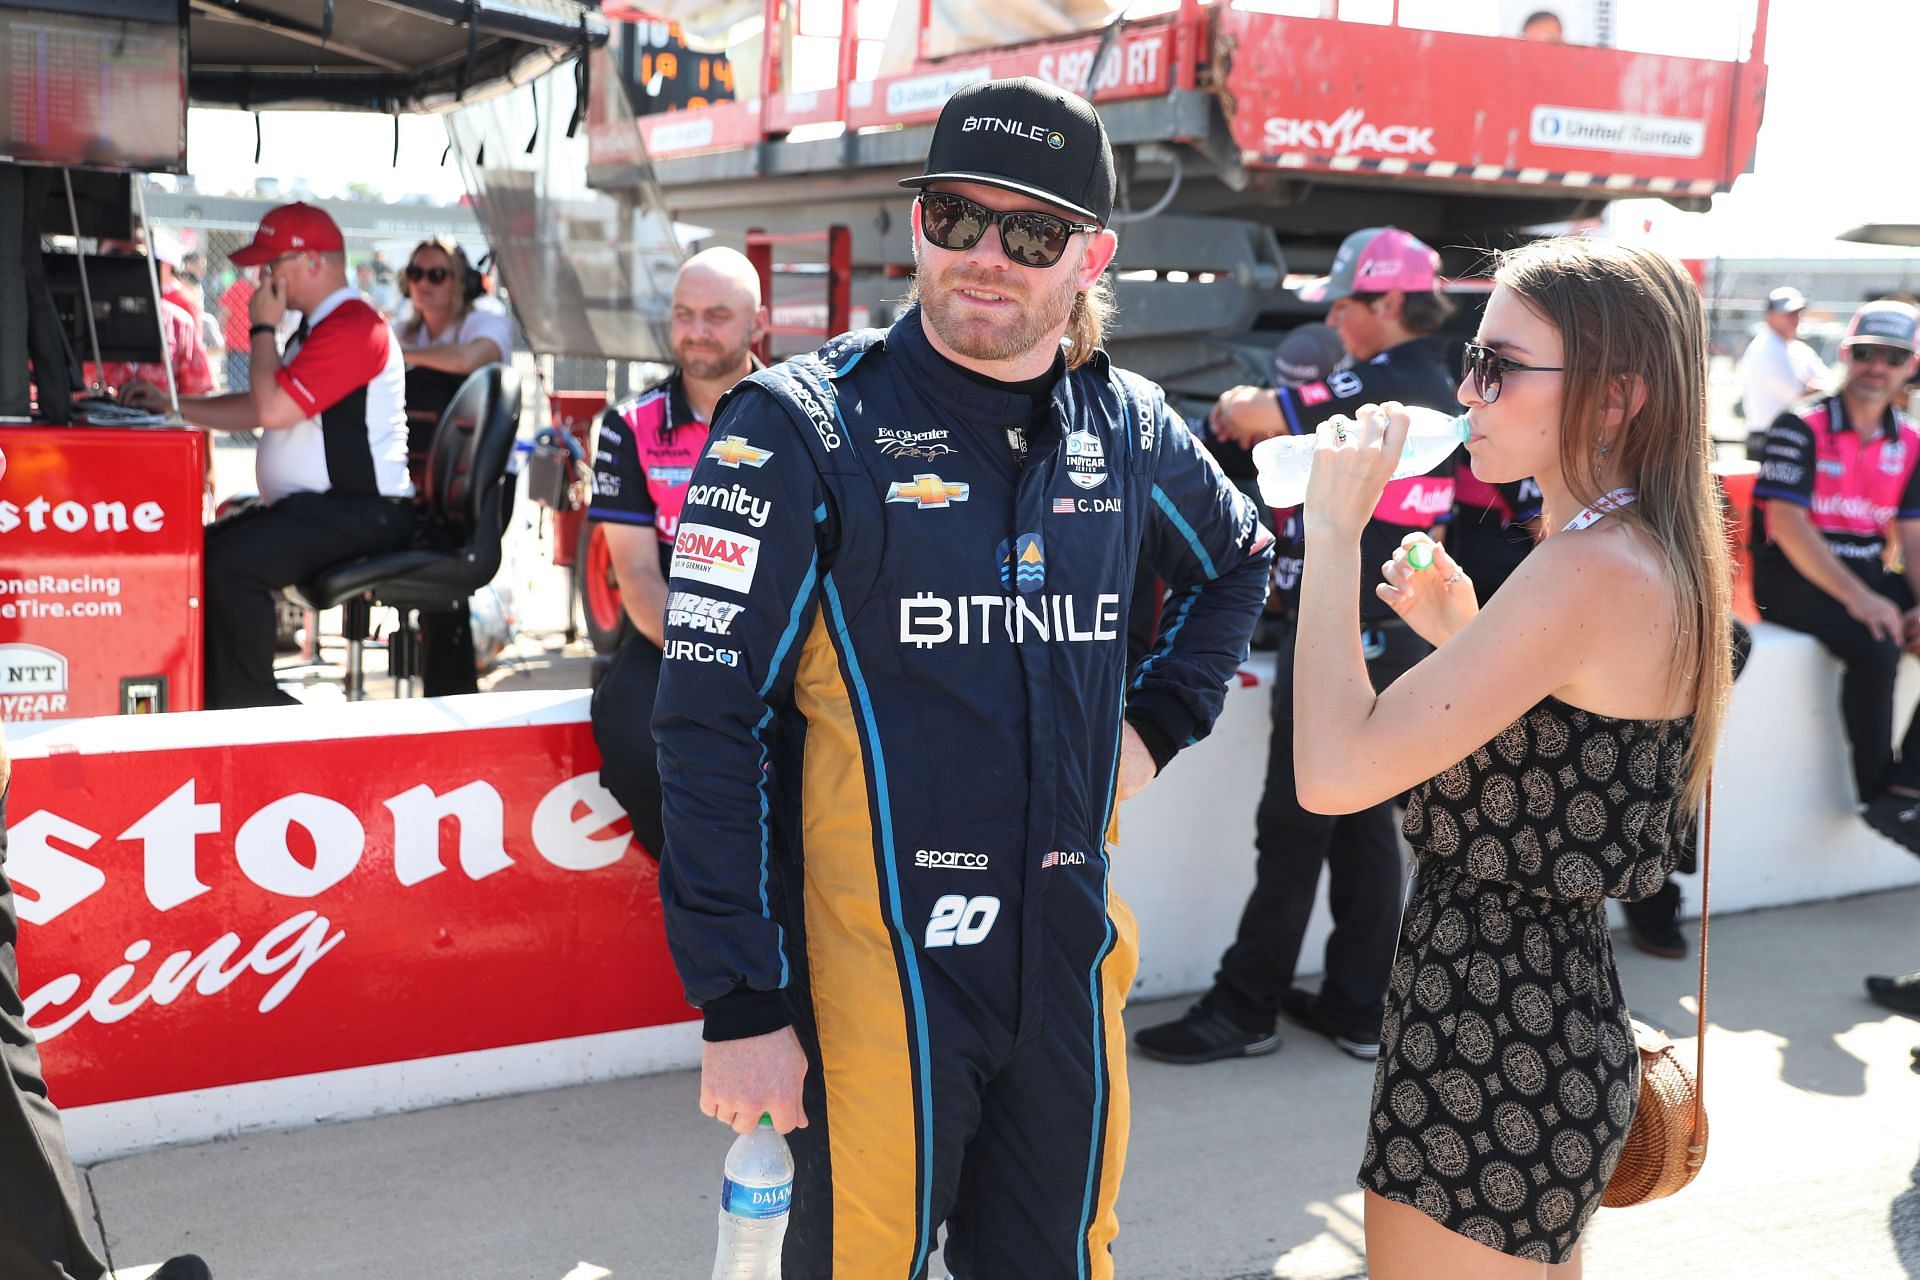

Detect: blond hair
[1494, 237, 1731, 814]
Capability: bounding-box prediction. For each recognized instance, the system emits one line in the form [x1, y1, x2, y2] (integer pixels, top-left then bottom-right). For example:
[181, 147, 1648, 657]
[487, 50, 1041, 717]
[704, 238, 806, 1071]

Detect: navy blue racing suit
[653, 308, 1272, 1279]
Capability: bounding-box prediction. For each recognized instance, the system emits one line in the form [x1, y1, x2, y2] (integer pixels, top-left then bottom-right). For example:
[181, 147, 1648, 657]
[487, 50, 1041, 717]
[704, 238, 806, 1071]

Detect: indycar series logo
[1065, 428, 1107, 490]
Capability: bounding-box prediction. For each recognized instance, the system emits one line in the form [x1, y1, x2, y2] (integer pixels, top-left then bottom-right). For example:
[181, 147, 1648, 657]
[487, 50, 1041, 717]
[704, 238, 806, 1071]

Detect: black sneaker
[1279, 987, 1381, 1061]
[1133, 999, 1280, 1064]
[1866, 970, 1920, 1019]
[1863, 794, 1920, 857]
[151, 1258, 212, 1280]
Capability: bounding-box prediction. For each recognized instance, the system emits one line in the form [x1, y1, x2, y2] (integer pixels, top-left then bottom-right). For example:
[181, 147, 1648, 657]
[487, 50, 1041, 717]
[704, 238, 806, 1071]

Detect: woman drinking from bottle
[1291, 237, 1732, 1277]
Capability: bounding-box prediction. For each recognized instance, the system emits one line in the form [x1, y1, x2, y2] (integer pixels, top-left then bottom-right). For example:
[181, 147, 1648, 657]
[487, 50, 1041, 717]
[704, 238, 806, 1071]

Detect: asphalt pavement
[76, 885, 1920, 1279]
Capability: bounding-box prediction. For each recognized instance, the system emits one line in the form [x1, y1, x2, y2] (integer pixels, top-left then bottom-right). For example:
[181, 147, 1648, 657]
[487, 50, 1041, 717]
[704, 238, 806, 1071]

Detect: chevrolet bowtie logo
[707, 435, 773, 469]
[887, 474, 971, 508]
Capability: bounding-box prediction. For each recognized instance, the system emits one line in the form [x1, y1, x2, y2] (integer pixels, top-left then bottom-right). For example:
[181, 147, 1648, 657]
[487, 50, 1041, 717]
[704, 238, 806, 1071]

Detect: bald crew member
[587, 248, 765, 861]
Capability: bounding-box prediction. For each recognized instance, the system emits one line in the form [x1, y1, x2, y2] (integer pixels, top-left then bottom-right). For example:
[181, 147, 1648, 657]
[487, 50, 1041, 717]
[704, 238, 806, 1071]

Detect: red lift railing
[745, 225, 852, 364]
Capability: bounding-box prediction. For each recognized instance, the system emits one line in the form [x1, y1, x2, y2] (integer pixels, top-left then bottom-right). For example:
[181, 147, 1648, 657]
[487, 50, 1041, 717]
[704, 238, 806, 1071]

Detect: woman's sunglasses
[917, 192, 1100, 269]
[405, 264, 453, 284]
[1461, 341, 1564, 405]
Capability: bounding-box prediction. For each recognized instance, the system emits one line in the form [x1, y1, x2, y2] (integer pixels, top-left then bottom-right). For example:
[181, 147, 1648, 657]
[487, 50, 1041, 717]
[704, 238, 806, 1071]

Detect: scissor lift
[588, 0, 1769, 399]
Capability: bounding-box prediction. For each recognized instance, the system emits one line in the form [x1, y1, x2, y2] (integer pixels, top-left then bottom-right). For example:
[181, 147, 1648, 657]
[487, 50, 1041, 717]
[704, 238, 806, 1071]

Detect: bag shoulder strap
[1690, 776, 1712, 1165]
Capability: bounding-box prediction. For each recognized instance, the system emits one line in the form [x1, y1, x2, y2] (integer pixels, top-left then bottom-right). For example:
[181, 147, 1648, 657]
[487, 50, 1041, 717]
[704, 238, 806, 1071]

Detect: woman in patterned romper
[1287, 238, 1734, 1277]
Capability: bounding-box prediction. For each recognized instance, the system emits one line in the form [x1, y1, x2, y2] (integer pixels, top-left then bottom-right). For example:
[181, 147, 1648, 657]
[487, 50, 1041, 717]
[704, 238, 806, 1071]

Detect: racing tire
[577, 520, 627, 655]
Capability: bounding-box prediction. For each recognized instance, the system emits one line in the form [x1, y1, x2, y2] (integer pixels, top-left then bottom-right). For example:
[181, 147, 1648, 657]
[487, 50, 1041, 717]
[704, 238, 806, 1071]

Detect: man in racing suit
[652, 78, 1272, 1279]
[1138, 227, 1458, 1064]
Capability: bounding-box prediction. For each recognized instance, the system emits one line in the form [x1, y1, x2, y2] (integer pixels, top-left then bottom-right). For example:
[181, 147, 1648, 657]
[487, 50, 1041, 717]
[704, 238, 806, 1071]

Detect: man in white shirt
[165, 203, 416, 707]
[1741, 285, 1827, 457]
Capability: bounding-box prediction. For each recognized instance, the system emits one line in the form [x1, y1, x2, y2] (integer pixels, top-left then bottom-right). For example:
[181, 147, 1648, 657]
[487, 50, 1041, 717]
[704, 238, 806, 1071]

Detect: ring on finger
[1333, 423, 1348, 443]
[1443, 570, 1465, 585]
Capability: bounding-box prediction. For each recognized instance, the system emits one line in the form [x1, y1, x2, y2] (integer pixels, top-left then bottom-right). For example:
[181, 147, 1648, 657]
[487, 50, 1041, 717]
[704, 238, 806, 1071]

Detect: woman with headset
[393, 237, 517, 695]
[396, 237, 511, 377]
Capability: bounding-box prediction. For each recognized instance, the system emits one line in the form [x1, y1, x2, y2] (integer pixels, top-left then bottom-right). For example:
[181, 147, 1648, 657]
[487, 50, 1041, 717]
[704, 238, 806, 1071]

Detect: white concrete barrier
[22, 620, 1920, 1160]
[1117, 626, 1920, 1010]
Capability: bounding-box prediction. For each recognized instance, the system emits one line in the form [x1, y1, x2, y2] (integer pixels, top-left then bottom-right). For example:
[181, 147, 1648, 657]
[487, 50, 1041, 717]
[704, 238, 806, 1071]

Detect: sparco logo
[1262, 108, 1435, 157]
[785, 375, 842, 451]
[900, 592, 1121, 648]
[916, 849, 990, 870]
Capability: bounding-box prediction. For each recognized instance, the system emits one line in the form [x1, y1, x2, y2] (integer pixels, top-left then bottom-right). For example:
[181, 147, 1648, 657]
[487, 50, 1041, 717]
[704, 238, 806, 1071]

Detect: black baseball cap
[899, 77, 1116, 226]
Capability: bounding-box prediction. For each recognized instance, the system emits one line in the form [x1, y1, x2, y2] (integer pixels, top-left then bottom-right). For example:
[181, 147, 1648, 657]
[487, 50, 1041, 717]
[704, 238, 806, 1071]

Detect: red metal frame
[602, 0, 1770, 202]
[745, 225, 852, 363]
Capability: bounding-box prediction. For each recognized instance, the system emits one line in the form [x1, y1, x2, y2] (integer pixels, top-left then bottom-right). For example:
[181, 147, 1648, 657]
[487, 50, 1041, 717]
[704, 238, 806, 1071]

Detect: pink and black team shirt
[256, 286, 412, 505]
[1753, 396, 1920, 580]
[588, 374, 709, 577]
[1266, 337, 1459, 623]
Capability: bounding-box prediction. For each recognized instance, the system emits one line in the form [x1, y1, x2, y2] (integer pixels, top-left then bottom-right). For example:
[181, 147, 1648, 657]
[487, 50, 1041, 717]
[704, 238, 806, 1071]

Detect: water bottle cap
[759, 1112, 773, 1127]
[1453, 413, 1471, 443]
[1407, 542, 1434, 570]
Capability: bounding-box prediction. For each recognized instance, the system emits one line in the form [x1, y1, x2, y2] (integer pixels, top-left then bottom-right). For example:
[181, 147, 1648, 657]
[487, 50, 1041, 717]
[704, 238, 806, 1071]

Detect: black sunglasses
[405, 264, 453, 284]
[1847, 343, 1912, 368]
[1462, 341, 1564, 404]
[917, 192, 1100, 269]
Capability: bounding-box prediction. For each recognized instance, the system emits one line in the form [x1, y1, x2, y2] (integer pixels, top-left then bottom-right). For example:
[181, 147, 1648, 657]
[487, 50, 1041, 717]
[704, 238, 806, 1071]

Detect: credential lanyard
[1563, 487, 1636, 533]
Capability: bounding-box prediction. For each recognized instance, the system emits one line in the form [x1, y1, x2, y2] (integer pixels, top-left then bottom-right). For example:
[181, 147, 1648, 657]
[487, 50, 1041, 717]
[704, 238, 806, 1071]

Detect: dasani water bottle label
[722, 1176, 793, 1219]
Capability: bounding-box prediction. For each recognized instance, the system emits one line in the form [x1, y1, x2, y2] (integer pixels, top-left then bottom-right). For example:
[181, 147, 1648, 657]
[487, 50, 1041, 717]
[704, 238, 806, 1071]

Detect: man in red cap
[158, 203, 414, 707]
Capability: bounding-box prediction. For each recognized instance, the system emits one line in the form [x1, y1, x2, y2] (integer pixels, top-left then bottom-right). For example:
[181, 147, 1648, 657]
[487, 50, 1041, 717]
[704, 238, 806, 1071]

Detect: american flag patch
[1053, 497, 1076, 514]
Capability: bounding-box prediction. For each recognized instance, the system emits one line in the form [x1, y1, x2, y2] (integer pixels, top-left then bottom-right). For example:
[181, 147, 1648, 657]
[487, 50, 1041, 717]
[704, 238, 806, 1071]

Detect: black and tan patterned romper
[1358, 695, 1693, 1262]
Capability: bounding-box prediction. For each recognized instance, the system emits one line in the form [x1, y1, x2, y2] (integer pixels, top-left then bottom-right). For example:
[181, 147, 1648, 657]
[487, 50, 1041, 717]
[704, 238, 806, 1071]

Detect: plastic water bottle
[711, 1114, 794, 1280]
[1251, 406, 1470, 509]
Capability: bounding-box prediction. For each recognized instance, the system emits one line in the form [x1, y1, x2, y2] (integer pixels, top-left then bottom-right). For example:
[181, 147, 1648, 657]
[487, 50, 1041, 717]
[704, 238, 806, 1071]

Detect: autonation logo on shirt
[1530, 106, 1705, 159]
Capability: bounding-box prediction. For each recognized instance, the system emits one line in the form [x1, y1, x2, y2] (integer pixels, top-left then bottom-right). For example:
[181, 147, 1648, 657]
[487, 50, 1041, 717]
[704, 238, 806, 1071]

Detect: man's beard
[917, 257, 1078, 364]
[677, 340, 748, 381]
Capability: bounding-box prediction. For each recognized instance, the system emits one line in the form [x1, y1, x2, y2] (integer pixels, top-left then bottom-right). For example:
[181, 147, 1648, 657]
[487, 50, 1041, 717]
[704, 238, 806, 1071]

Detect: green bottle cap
[759, 1112, 774, 1127]
[1407, 542, 1434, 571]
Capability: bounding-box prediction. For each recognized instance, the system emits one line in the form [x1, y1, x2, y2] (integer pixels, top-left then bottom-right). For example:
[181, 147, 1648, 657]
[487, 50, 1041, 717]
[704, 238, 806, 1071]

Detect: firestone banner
[11, 720, 692, 1109]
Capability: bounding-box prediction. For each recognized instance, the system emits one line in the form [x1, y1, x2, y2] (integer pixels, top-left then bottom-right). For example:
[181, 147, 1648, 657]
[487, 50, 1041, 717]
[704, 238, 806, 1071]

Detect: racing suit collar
[1824, 395, 1901, 442]
[890, 304, 1068, 421]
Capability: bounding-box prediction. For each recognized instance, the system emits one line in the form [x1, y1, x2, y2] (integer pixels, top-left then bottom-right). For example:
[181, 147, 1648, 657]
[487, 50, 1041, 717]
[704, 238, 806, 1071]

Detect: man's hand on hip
[701, 1026, 809, 1135]
[1117, 722, 1158, 802]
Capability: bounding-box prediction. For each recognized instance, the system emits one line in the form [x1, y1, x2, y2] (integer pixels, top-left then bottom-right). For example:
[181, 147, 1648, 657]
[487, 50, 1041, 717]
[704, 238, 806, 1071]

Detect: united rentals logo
[887, 474, 971, 509]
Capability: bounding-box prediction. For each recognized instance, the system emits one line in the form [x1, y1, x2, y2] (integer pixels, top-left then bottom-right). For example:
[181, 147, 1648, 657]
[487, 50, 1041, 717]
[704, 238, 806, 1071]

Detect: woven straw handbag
[1602, 781, 1712, 1208]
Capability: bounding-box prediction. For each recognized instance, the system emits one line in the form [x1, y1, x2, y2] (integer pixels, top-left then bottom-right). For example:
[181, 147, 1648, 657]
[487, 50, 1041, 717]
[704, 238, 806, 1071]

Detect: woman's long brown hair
[1494, 237, 1732, 815]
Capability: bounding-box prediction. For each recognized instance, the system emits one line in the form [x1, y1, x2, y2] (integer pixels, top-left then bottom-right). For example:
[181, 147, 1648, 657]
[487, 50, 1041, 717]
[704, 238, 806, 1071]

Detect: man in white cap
[1739, 285, 1826, 458]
